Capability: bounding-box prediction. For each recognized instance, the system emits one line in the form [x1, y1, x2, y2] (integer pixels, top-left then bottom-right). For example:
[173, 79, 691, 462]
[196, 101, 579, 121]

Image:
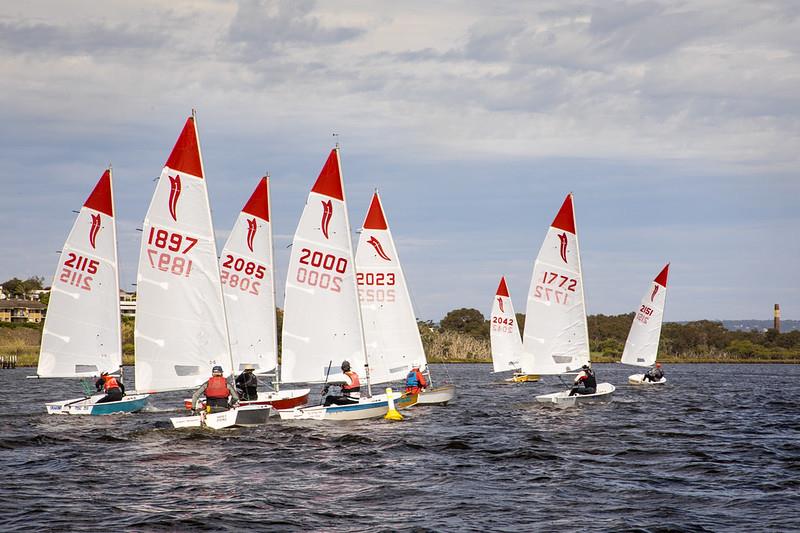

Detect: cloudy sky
[1, 0, 798, 322]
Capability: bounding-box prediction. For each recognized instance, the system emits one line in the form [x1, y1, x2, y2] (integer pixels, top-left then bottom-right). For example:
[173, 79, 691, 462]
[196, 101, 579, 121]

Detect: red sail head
[89, 213, 102, 249]
[246, 218, 257, 252]
[558, 232, 569, 264]
[320, 200, 333, 239]
[168, 174, 182, 222]
[367, 236, 391, 261]
[497, 296, 505, 313]
[651, 284, 659, 302]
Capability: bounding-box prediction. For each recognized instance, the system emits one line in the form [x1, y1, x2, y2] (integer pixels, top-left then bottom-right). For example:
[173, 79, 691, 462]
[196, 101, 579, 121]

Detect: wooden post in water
[774, 304, 781, 333]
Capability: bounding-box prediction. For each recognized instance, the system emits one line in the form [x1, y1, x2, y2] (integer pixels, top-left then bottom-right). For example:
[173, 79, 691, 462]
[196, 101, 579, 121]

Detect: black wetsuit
[643, 367, 664, 382]
[95, 377, 125, 404]
[235, 371, 259, 400]
[569, 369, 597, 396]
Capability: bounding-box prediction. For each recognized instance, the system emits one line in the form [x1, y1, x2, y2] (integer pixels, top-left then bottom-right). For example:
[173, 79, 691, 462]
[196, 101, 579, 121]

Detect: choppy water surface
[1, 363, 799, 532]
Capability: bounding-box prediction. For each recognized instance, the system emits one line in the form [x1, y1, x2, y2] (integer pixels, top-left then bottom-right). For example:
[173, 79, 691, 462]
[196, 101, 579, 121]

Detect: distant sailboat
[356, 191, 455, 405]
[520, 194, 615, 407]
[130, 112, 267, 428]
[622, 264, 670, 385]
[490, 276, 538, 382]
[41, 169, 149, 415]
[277, 149, 400, 421]
[183, 177, 309, 411]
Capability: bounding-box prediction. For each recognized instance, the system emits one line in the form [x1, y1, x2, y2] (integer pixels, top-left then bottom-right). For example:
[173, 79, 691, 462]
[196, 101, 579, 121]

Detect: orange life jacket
[206, 375, 229, 399]
[342, 371, 360, 395]
[102, 375, 120, 392]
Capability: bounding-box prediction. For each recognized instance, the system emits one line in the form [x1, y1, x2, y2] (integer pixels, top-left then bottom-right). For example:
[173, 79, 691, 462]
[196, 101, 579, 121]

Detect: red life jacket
[102, 375, 120, 391]
[342, 371, 360, 394]
[206, 376, 229, 399]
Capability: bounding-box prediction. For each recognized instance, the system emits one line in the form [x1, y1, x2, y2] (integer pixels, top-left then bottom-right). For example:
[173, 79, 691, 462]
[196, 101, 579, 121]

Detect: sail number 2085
[295, 248, 347, 293]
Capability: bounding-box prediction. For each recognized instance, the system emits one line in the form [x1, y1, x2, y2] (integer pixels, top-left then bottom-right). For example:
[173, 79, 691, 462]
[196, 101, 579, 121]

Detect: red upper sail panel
[84, 169, 114, 217]
[165, 116, 204, 178]
[242, 177, 270, 222]
[310, 149, 343, 201]
[654, 263, 670, 287]
[550, 194, 576, 234]
[496, 276, 510, 297]
[363, 193, 388, 230]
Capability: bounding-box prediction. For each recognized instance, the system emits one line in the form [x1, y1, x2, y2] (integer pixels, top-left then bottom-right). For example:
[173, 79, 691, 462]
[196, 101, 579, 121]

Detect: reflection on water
[2, 363, 799, 531]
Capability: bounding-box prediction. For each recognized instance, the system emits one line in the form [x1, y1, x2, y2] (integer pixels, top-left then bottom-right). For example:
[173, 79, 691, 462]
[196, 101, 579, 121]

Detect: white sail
[490, 276, 523, 373]
[38, 169, 121, 377]
[621, 264, 670, 367]
[521, 193, 590, 375]
[281, 149, 367, 384]
[221, 177, 277, 374]
[134, 115, 232, 393]
[355, 192, 426, 385]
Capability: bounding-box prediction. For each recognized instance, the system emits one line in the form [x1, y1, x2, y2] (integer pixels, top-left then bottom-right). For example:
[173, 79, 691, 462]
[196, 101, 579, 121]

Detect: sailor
[568, 364, 597, 396]
[191, 365, 239, 413]
[323, 360, 361, 406]
[643, 362, 665, 382]
[95, 371, 125, 404]
[404, 362, 427, 394]
[235, 364, 259, 401]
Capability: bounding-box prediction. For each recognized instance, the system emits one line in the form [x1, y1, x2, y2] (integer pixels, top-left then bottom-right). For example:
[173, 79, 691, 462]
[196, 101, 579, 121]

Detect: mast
[570, 193, 590, 370]
[266, 173, 280, 391]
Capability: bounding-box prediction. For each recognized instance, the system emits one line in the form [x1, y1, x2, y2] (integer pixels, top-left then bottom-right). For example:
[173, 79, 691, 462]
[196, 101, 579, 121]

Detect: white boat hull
[276, 397, 391, 421]
[46, 393, 150, 415]
[171, 404, 270, 429]
[183, 388, 311, 412]
[536, 382, 616, 408]
[416, 384, 456, 405]
[628, 374, 667, 385]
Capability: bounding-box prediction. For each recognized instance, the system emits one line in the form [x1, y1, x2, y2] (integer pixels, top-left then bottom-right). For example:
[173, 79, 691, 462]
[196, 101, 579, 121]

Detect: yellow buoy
[384, 387, 404, 421]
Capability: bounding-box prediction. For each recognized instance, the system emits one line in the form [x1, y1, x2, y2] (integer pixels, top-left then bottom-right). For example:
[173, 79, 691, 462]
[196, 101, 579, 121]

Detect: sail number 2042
[533, 271, 578, 305]
[145, 226, 196, 277]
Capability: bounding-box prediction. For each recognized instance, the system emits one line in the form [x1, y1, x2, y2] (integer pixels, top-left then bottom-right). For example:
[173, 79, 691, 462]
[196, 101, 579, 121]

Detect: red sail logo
[168, 174, 182, 221]
[89, 214, 101, 249]
[651, 285, 659, 302]
[367, 236, 391, 261]
[246, 218, 257, 252]
[558, 232, 568, 263]
[497, 296, 505, 313]
[320, 200, 333, 239]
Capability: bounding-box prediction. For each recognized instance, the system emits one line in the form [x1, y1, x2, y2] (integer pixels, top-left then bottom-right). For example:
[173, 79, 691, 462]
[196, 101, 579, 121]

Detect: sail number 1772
[533, 271, 578, 305]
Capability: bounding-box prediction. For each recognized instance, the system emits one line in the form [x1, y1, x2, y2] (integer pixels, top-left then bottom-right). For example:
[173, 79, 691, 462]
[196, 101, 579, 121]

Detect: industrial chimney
[774, 304, 781, 333]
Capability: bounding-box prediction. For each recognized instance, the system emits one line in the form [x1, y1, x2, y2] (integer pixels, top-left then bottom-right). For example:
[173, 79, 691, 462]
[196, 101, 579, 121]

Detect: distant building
[0, 299, 46, 323]
[120, 290, 136, 317]
[29, 289, 51, 301]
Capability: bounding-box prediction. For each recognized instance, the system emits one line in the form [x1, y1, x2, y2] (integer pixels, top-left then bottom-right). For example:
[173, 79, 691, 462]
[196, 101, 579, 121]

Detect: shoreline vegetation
[3, 310, 799, 368]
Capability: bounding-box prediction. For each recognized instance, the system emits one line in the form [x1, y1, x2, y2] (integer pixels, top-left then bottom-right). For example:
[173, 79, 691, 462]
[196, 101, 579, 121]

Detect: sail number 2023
[295, 248, 347, 293]
[533, 271, 578, 305]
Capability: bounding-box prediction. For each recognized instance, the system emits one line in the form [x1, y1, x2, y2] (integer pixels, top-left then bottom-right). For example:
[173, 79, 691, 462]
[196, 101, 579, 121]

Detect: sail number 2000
[533, 271, 578, 305]
[295, 248, 347, 293]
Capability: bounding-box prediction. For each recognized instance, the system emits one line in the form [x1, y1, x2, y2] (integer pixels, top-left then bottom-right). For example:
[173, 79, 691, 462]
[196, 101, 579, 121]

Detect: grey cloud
[226, 0, 364, 60]
[0, 19, 168, 56]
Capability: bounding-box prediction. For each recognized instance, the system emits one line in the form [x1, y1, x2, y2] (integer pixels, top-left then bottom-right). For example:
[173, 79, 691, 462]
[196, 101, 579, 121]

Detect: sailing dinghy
[622, 264, 670, 385]
[490, 276, 539, 383]
[130, 113, 268, 429]
[277, 149, 401, 421]
[41, 169, 149, 415]
[519, 194, 615, 407]
[356, 192, 455, 406]
[182, 177, 309, 411]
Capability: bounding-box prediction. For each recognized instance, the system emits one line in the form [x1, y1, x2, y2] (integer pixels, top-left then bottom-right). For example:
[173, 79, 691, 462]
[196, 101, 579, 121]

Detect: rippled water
[2, 363, 799, 532]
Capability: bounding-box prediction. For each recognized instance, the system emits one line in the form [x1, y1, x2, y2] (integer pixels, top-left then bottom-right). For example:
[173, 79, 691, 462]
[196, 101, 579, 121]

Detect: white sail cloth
[38, 169, 121, 377]
[621, 264, 670, 367]
[281, 149, 367, 384]
[521, 194, 590, 375]
[356, 192, 426, 385]
[134, 116, 232, 393]
[490, 277, 522, 373]
[221, 177, 277, 374]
